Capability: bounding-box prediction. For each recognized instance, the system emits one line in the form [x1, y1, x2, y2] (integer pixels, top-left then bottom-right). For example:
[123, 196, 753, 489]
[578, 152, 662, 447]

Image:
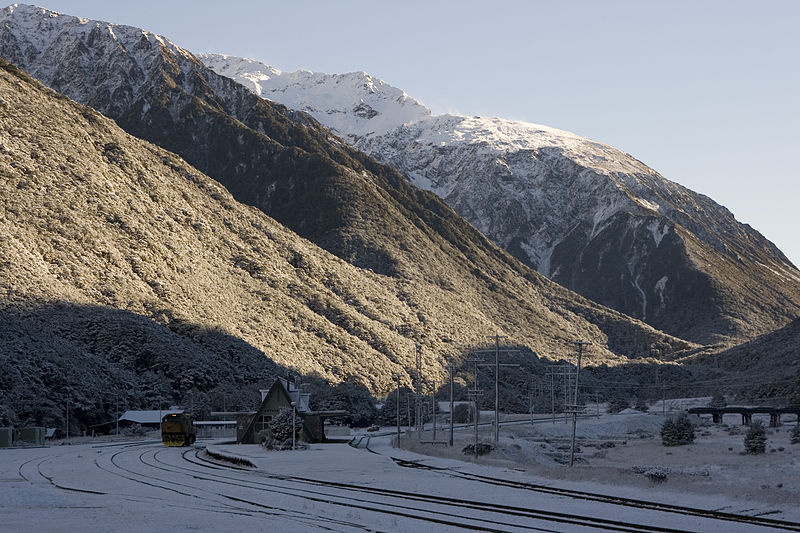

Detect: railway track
[161, 447, 744, 533]
[11, 441, 799, 532]
[97, 445, 366, 531]
[360, 436, 800, 532]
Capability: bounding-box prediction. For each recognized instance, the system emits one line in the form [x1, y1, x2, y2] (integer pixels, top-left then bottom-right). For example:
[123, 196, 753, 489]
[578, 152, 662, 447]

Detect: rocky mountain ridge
[198, 53, 800, 345]
[0, 56, 699, 427]
[0, 3, 708, 421]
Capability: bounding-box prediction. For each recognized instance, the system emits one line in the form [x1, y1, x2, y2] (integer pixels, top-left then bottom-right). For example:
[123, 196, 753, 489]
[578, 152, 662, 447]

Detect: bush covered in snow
[261, 408, 304, 450]
[661, 413, 695, 446]
[790, 425, 800, 445]
[744, 421, 767, 454]
[607, 397, 630, 413]
[708, 392, 727, 408]
[462, 442, 493, 456]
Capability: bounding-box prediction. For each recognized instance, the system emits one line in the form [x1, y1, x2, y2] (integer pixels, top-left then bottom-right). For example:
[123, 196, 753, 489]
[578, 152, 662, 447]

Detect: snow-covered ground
[2, 410, 798, 532]
[395, 410, 800, 522]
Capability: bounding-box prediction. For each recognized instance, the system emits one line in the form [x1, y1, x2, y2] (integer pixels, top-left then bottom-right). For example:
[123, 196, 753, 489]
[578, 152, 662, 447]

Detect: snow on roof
[119, 409, 183, 424]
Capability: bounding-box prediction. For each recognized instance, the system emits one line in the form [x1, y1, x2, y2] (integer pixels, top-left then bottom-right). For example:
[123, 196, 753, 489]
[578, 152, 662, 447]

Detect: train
[161, 412, 196, 446]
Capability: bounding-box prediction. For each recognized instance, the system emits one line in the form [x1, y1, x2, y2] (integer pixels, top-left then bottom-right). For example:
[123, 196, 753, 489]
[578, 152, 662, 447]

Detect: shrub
[634, 397, 649, 412]
[462, 442, 493, 456]
[661, 413, 695, 446]
[265, 408, 303, 448]
[607, 397, 629, 414]
[744, 421, 767, 454]
[708, 393, 727, 409]
[789, 424, 800, 445]
[644, 466, 669, 483]
[452, 403, 471, 424]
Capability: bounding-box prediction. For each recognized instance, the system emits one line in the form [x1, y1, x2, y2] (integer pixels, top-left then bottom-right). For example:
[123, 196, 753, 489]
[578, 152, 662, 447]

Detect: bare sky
[33, 0, 800, 266]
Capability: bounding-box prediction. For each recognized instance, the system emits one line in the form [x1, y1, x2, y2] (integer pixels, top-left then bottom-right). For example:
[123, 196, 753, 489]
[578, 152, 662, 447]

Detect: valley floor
[1, 410, 798, 532]
[394, 409, 800, 519]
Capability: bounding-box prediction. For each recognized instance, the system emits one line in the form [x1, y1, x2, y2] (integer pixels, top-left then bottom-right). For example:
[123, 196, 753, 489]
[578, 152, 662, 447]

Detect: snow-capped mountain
[1, 3, 702, 375]
[200, 53, 800, 345]
[198, 53, 431, 141]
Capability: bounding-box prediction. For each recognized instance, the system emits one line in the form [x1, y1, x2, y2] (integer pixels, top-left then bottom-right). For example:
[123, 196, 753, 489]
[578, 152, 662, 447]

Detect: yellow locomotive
[161, 412, 196, 446]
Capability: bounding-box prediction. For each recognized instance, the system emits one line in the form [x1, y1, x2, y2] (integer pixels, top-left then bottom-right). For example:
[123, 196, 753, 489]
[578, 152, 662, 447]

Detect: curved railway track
[173, 447, 698, 533]
[95, 445, 367, 531]
[10, 440, 800, 532]
[154, 445, 789, 533]
[358, 436, 800, 532]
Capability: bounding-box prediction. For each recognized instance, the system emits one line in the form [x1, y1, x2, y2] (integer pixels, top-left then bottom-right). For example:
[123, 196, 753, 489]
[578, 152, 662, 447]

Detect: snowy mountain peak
[198, 53, 431, 140]
[199, 52, 800, 344]
[1, 4, 199, 72]
[0, 4, 213, 118]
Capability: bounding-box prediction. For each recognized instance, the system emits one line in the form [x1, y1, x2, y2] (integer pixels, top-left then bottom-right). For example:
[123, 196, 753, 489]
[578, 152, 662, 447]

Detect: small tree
[634, 397, 649, 412]
[266, 408, 303, 448]
[452, 403, 471, 424]
[708, 392, 727, 409]
[744, 421, 767, 454]
[607, 396, 629, 414]
[790, 424, 800, 445]
[661, 413, 695, 446]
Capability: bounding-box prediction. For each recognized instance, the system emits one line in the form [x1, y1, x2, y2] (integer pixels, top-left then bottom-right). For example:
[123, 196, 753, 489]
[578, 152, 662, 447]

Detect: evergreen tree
[452, 403, 471, 423]
[744, 420, 767, 454]
[268, 407, 303, 446]
[661, 413, 695, 446]
[708, 392, 727, 409]
[607, 396, 629, 413]
[634, 397, 649, 412]
[790, 424, 800, 445]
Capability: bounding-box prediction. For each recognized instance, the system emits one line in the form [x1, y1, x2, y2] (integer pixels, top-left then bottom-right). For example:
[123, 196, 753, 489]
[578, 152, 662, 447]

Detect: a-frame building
[237, 377, 348, 444]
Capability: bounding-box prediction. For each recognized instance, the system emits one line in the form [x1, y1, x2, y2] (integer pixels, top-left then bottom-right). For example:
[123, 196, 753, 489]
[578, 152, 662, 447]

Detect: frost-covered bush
[607, 397, 629, 413]
[708, 393, 727, 408]
[644, 466, 669, 483]
[462, 442, 493, 456]
[259, 409, 304, 450]
[661, 413, 695, 446]
[452, 403, 471, 424]
[634, 397, 649, 412]
[744, 421, 767, 454]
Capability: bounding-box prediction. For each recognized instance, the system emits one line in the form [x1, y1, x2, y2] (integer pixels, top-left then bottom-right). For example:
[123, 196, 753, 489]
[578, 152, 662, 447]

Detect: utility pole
[115, 396, 119, 436]
[550, 373, 555, 423]
[529, 381, 535, 426]
[466, 354, 485, 456]
[291, 401, 297, 451]
[65, 399, 69, 443]
[569, 340, 592, 467]
[475, 334, 519, 443]
[448, 362, 454, 447]
[596, 391, 600, 419]
[565, 366, 570, 424]
[393, 373, 402, 444]
[415, 344, 423, 440]
[431, 379, 437, 441]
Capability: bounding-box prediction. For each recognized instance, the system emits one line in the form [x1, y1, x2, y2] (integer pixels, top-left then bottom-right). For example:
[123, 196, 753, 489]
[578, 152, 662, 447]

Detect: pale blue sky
[33, 1, 800, 266]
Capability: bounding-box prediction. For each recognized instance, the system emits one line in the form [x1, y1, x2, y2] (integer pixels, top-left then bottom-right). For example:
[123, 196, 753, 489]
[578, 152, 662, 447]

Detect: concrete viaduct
[687, 407, 800, 427]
